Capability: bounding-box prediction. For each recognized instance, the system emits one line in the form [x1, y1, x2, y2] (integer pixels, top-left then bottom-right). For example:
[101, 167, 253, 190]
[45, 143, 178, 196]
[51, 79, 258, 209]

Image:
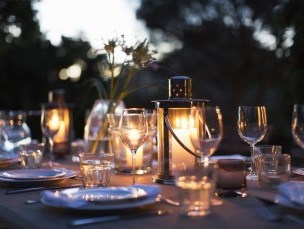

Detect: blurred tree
[0, 0, 100, 139]
[136, 0, 304, 152]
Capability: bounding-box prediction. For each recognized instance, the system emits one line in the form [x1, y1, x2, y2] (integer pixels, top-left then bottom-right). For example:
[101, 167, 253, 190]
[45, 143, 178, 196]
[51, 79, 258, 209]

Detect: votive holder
[257, 153, 290, 188]
[19, 143, 44, 169]
[79, 153, 114, 188]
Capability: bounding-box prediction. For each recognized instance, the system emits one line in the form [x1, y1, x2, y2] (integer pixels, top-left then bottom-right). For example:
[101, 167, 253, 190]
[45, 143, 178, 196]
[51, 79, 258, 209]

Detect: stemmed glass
[190, 106, 224, 165]
[119, 108, 148, 184]
[237, 106, 267, 180]
[292, 104, 304, 149]
[41, 103, 63, 168]
[189, 105, 224, 206]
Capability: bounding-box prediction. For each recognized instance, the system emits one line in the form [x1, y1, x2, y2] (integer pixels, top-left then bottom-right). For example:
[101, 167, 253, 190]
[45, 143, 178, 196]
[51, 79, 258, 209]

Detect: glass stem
[48, 137, 54, 168]
[131, 149, 137, 185]
[250, 144, 255, 175]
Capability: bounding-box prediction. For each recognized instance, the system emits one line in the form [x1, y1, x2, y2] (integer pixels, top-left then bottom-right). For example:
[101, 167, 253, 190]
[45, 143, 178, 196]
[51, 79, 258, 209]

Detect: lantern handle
[164, 114, 201, 158]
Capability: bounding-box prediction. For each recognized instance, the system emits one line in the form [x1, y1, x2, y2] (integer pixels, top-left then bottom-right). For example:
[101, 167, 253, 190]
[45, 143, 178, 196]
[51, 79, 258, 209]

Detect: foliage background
[0, 0, 304, 154]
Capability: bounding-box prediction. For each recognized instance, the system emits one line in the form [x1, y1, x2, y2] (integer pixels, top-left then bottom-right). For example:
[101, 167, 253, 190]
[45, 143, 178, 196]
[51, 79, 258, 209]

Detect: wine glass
[237, 106, 267, 180]
[41, 103, 63, 168]
[119, 108, 148, 184]
[190, 105, 224, 206]
[292, 104, 304, 149]
[190, 106, 223, 165]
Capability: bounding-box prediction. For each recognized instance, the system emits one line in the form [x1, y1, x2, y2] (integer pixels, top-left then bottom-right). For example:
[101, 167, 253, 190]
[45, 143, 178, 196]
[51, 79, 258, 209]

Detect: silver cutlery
[6, 183, 82, 194]
[69, 210, 170, 226]
[156, 195, 180, 206]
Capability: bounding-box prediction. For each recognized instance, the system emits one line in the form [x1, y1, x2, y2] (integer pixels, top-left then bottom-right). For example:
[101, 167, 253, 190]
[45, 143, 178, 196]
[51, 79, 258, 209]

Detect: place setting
[39, 150, 161, 211]
[0, 142, 78, 188]
[0, 168, 78, 187]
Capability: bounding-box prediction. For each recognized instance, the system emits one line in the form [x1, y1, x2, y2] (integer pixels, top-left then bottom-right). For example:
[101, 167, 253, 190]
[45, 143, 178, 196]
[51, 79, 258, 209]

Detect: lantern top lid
[169, 76, 192, 100]
[152, 76, 208, 108]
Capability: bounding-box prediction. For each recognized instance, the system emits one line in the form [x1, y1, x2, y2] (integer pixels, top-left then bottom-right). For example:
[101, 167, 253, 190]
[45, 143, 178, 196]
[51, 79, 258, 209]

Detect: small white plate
[61, 187, 147, 203]
[293, 168, 304, 176]
[0, 169, 66, 180]
[0, 169, 78, 187]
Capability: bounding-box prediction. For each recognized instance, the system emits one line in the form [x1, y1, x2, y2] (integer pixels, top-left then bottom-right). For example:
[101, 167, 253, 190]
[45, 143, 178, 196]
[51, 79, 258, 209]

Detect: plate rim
[0, 169, 77, 183]
[0, 168, 66, 180]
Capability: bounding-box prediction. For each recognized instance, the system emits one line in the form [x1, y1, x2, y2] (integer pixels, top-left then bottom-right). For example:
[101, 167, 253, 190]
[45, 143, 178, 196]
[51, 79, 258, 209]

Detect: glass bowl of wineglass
[190, 106, 223, 165]
[292, 104, 304, 148]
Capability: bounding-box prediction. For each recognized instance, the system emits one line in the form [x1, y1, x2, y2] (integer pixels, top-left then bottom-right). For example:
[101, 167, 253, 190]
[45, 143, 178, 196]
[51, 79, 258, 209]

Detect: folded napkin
[131, 184, 160, 198]
[41, 190, 88, 208]
[278, 181, 304, 206]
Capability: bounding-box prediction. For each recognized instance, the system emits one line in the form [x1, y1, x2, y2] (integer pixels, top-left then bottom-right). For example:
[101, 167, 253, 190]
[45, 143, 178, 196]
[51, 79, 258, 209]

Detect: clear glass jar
[0, 111, 32, 152]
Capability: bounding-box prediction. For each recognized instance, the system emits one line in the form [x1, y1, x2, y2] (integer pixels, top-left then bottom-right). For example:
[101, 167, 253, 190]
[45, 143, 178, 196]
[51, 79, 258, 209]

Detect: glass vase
[84, 99, 125, 154]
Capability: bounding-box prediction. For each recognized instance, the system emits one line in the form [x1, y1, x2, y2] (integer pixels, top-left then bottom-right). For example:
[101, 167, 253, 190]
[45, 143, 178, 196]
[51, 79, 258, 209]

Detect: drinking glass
[41, 103, 64, 168]
[292, 104, 304, 150]
[119, 108, 148, 184]
[237, 106, 267, 180]
[190, 106, 223, 165]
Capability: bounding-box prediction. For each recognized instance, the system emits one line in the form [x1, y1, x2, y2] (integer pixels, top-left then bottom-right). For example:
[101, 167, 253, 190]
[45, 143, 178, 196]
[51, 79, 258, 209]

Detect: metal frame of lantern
[152, 76, 208, 185]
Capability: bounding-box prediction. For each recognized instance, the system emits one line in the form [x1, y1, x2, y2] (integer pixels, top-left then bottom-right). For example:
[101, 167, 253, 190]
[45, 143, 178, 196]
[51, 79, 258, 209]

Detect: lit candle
[171, 116, 195, 167]
[54, 120, 67, 143]
[49, 114, 60, 132]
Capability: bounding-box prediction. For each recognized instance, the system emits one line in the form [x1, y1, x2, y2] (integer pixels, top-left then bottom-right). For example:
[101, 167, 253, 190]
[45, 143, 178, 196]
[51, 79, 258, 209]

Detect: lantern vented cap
[169, 76, 192, 99]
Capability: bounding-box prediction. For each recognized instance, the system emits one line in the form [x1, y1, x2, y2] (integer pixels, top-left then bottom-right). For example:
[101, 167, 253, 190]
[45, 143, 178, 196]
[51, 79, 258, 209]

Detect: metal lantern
[152, 76, 207, 184]
[48, 89, 73, 157]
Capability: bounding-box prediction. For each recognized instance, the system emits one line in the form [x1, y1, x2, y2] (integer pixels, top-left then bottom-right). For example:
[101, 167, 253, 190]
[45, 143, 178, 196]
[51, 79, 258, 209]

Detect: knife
[6, 183, 82, 194]
[69, 210, 170, 227]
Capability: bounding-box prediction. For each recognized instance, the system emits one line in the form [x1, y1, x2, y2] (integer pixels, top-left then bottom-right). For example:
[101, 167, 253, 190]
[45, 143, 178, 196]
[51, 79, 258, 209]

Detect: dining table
[0, 155, 304, 229]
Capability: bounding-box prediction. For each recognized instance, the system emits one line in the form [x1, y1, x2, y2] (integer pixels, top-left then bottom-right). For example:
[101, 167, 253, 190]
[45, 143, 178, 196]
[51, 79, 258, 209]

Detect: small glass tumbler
[19, 143, 44, 169]
[257, 153, 290, 188]
[79, 153, 114, 188]
[175, 164, 218, 217]
[254, 145, 282, 175]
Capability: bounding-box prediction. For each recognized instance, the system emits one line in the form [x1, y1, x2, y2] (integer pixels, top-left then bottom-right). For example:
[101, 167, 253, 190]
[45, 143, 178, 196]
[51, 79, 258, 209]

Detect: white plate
[210, 155, 251, 163]
[41, 185, 160, 211]
[0, 169, 66, 180]
[293, 168, 304, 176]
[0, 169, 77, 185]
[61, 187, 147, 203]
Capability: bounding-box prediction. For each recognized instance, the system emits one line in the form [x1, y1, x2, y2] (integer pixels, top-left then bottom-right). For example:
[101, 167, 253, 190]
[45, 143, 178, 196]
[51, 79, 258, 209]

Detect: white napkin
[41, 190, 88, 208]
[278, 181, 304, 206]
[131, 184, 160, 198]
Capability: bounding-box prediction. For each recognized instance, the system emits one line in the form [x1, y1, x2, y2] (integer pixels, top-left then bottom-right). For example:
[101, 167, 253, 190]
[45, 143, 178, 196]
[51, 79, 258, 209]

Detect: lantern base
[152, 175, 175, 185]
